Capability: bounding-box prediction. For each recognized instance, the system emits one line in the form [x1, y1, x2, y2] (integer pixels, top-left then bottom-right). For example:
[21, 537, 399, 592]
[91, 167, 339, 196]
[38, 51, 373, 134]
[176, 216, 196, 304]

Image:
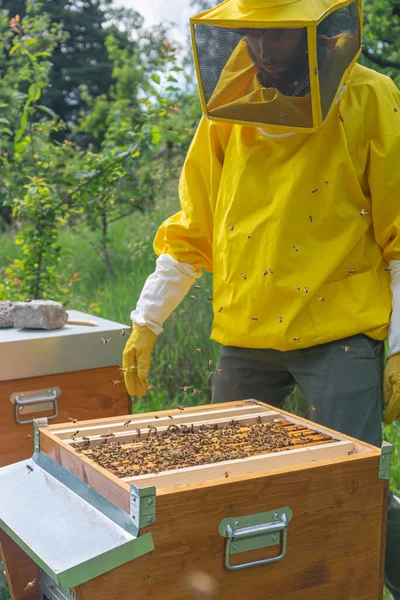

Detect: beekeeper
[123, 0, 400, 595]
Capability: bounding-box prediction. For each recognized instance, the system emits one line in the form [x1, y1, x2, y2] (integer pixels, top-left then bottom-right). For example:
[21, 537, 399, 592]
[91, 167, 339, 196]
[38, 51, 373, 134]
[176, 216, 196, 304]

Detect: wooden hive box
[0, 310, 130, 466]
[0, 401, 390, 600]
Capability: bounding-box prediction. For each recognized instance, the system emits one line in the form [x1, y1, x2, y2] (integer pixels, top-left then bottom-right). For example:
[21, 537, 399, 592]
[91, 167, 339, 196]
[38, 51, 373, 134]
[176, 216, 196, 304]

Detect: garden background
[0, 1, 399, 597]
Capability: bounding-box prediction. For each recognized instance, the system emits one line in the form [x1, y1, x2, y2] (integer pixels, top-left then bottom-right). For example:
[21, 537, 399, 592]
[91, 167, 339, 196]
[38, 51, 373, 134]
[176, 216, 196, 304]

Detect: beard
[246, 36, 309, 95]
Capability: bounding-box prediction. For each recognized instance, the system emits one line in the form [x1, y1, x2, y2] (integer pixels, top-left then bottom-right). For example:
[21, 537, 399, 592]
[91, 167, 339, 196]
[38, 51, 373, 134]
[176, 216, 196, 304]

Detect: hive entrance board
[38, 402, 362, 492]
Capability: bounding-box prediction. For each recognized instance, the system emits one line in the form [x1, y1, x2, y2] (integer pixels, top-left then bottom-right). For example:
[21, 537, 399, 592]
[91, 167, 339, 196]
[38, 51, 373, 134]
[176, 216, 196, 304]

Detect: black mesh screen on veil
[317, 2, 360, 118]
[193, 23, 313, 128]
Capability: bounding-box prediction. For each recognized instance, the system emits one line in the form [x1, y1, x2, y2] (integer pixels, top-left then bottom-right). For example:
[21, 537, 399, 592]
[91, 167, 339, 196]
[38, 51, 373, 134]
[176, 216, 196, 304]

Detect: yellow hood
[190, 0, 362, 132]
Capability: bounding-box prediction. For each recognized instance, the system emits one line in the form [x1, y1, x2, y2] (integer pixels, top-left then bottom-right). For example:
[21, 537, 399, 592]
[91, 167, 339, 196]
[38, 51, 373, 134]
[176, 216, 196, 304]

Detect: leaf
[37, 104, 57, 118]
[167, 75, 178, 83]
[9, 44, 19, 56]
[14, 111, 29, 143]
[151, 74, 161, 85]
[0, 118, 11, 126]
[0, 128, 12, 136]
[151, 125, 161, 146]
[28, 83, 41, 103]
[170, 66, 183, 72]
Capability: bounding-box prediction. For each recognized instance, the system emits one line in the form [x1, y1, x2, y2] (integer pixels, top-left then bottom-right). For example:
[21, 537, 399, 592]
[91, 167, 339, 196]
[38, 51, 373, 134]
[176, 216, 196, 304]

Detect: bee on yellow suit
[123, 1, 400, 595]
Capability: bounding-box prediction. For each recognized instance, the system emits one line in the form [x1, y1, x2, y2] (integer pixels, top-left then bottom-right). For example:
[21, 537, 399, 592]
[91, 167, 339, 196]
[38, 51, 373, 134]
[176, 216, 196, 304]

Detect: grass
[0, 194, 399, 598]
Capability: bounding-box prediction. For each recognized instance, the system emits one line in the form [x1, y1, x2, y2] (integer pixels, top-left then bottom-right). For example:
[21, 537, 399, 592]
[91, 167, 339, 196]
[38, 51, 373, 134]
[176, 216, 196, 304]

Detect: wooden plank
[123, 441, 354, 489]
[40, 429, 131, 513]
[76, 455, 386, 600]
[0, 366, 131, 467]
[44, 401, 262, 433]
[51, 405, 275, 439]
[63, 411, 281, 445]
[0, 530, 40, 600]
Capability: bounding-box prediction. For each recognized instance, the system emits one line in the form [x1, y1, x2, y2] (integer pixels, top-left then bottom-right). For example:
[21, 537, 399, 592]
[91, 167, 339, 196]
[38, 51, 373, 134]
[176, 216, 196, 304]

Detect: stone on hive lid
[12, 300, 68, 330]
[0, 301, 14, 328]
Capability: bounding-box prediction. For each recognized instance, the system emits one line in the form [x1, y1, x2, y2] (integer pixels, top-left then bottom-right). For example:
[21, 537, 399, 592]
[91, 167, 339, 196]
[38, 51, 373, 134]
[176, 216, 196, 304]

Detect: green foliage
[362, 0, 400, 86]
[0, 4, 189, 299]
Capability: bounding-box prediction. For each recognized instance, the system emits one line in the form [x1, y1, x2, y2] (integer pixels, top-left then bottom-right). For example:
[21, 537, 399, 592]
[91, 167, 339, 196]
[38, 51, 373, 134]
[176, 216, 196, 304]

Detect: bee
[23, 579, 36, 592]
[217, 306, 223, 313]
[130, 365, 136, 371]
[180, 385, 193, 392]
[230, 225, 235, 231]
[154, 415, 160, 419]
[101, 338, 111, 345]
[311, 189, 318, 194]
[348, 270, 356, 275]
[278, 316, 283, 323]
[319, 297, 325, 302]
[292, 246, 299, 252]
[123, 420, 132, 426]
[216, 369, 223, 374]
[314, 67, 318, 75]
[385, 267, 392, 272]
[148, 425, 158, 436]
[26, 465, 33, 473]
[395, 107, 398, 113]
[120, 329, 127, 337]
[293, 337, 300, 342]
[168, 415, 174, 419]
[339, 114, 344, 122]
[248, 235, 251, 239]
[194, 348, 202, 353]
[71, 430, 80, 439]
[112, 380, 121, 387]
[193, 388, 199, 396]
[208, 297, 213, 302]
[190, 295, 197, 300]
[68, 417, 78, 424]
[309, 407, 316, 413]
[168, 449, 182, 459]
[148, 384, 154, 391]
[263, 269, 268, 276]
[279, 112, 287, 123]
[309, 215, 313, 223]
[101, 432, 115, 438]
[118, 365, 127, 374]
[177, 406, 185, 411]
[241, 273, 247, 280]
[225, 472, 229, 478]
[269, 269, 274, 274]
[24, 298, 32, 303]
[208, 359, 213, 366]
[24, 434, 33, 439]
[82, 436, 90, 441]
[295, 285, 301, 292]
[136, 428, 141, 438]
[194, 285, 201, 289]
[342, 345, 351, 352]
[304, 287, 309, 294]
[323, 180, 329, 186]
[251, 316, 258, 321]
[360, 209, 369, 216]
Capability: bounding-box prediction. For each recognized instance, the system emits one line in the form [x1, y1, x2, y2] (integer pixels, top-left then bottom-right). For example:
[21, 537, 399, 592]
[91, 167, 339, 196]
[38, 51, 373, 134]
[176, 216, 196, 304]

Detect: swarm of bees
[80, 418, 334, 478]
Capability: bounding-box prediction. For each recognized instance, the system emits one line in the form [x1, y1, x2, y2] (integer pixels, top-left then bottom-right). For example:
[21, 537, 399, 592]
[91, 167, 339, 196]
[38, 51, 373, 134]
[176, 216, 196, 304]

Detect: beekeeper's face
[244, 28, 308, 81]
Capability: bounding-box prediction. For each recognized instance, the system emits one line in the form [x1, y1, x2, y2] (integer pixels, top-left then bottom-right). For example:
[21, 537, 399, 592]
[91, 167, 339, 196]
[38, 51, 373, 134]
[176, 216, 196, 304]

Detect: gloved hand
[122, 323, 157, 397]
[383, 353, 400, 424]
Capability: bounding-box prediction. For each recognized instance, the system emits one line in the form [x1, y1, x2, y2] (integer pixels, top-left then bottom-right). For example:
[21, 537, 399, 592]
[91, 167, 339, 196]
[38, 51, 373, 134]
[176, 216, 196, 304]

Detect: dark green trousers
[212, 334, 400, 597]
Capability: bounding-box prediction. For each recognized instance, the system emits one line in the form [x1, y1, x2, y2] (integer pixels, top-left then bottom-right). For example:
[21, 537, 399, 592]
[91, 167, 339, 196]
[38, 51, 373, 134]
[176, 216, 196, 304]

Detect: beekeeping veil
[190, 0, 362, 131]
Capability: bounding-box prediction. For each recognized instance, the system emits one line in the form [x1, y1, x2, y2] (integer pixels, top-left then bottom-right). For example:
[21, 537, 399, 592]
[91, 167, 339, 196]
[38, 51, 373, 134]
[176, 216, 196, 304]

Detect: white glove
[130, 254, 202, 335]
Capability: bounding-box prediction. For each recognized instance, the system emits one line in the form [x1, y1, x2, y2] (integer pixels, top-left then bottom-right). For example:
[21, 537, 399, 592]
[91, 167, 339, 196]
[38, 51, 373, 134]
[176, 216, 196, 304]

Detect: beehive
[0, 401, 390, 600]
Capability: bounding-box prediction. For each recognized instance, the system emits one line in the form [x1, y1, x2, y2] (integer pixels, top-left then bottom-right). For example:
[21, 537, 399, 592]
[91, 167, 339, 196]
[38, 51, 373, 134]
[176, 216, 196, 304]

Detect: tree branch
[362, 47, 400, 70]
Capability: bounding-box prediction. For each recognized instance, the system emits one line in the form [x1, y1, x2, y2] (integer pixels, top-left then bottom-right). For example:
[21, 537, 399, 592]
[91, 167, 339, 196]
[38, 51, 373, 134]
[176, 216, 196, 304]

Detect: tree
[0, 0, 145, 128]
[362, 0, 400, 86]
